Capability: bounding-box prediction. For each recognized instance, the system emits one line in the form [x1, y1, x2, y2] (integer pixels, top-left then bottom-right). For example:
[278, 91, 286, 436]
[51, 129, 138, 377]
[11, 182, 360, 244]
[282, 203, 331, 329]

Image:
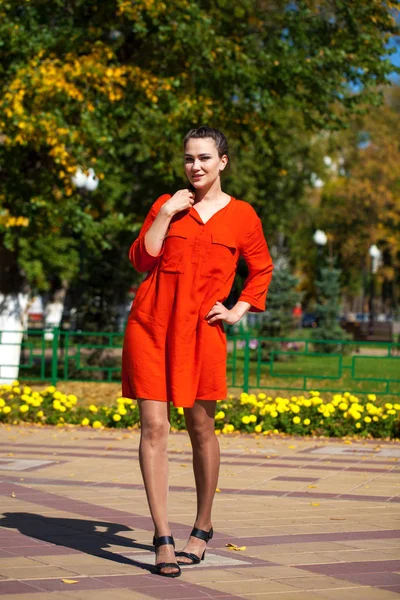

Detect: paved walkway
[0, 425, 400, 599]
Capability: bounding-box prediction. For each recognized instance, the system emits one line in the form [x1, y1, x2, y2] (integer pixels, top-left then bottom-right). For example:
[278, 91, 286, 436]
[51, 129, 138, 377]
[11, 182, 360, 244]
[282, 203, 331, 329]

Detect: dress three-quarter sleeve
[128, 194, 170, 273]
[238, 216, 274, 312]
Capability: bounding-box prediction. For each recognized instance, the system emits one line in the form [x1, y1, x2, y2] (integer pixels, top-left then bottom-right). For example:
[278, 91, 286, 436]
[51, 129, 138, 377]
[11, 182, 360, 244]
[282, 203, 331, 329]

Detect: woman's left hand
[205, 301, 240, 325]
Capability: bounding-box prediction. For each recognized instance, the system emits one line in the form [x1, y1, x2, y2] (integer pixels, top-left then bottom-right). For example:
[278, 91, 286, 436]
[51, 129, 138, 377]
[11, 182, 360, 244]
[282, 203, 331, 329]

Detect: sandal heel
[176, 527, 213, 566]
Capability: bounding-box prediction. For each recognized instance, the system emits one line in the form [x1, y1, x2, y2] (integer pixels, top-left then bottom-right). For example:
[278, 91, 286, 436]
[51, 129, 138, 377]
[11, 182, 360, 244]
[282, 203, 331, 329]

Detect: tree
[259, 262, 301, 338]
[311, 266, 348, 351]
[0, 1, 398, 374]
[317, 96, 400, 312]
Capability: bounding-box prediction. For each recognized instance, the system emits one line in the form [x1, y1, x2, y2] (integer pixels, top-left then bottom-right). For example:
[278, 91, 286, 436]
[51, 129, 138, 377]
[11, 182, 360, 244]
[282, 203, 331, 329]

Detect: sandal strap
[154, 535, 175, 548]
[156, 561, 180, 570]
[175, 551, 201, 565]
[191, 527, 213, 542]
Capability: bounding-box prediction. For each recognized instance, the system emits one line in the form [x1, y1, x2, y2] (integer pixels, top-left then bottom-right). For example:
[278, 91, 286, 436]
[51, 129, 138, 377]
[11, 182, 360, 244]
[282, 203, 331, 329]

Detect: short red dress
[122, 194, 273, 408]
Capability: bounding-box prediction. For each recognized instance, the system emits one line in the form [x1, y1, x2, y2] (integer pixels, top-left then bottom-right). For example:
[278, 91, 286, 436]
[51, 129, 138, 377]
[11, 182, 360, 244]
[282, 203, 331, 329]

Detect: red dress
[122, 194, 273, 408]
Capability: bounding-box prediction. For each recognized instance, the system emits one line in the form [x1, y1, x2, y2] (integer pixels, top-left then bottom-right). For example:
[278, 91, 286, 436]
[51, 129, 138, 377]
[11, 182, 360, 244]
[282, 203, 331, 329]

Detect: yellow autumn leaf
[61, 579, 79, 584]
[311, 502, 320, 507]
[216, 488, 221, 492]
[226, 543, 246, 551]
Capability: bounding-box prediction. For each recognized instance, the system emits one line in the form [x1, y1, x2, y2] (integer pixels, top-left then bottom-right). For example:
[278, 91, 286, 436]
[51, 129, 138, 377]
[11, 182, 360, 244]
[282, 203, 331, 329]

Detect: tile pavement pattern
[0, 426, 399, 599]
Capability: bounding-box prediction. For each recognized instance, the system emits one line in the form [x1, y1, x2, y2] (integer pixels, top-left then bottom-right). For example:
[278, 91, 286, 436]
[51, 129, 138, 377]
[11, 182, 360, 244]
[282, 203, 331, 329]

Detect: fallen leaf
[61, 579, 79, 584]
[180, 464, 188, 467]
[11, 492, 15, 498]
[68, 474, 75, 477]
[7, 453, 14, 457]
[226, 543, 246, 551]
[288, 445, 296, 449]
[311, 502, 320, 507]
[216, 488, 221, 493]
[307, 485, 317, 488]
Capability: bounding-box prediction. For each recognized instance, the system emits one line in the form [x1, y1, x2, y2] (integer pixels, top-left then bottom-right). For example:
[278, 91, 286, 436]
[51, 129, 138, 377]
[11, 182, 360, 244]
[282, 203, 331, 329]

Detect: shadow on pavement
[0, 512, 156, 573]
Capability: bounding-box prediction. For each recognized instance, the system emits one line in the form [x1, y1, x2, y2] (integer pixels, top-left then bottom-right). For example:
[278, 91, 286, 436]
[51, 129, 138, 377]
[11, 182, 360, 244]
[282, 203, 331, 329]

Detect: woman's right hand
[160, 189, 195, 218]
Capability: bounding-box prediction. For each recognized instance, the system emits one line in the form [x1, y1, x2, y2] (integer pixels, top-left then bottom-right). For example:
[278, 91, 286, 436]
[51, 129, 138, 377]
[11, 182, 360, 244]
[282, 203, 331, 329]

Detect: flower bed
[1, 382, 399, 439]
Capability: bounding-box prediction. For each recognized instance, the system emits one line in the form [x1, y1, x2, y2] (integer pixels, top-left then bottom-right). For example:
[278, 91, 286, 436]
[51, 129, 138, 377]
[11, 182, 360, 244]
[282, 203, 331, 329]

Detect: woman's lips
[192, 175, 203, 180]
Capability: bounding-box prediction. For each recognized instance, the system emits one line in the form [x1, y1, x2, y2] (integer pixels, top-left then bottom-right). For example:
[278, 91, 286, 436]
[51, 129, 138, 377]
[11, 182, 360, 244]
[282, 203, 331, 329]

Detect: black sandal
[176, 527, 214, 565]
[154, 535, 181, 578]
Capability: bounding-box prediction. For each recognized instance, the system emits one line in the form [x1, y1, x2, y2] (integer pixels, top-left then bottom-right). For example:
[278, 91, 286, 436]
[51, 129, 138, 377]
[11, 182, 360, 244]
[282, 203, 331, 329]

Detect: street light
[368, 244, 381, 332]
[313, 230, 328, 247]
[70, 167, 99, 328]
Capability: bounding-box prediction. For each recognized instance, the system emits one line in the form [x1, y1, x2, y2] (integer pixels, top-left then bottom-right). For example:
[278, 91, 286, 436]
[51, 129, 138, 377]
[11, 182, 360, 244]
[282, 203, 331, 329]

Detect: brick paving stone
[1, 425, 400, 600]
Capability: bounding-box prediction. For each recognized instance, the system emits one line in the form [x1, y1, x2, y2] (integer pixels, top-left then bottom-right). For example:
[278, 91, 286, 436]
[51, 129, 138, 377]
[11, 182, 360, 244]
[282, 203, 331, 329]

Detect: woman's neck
[194, 180, 226, 204]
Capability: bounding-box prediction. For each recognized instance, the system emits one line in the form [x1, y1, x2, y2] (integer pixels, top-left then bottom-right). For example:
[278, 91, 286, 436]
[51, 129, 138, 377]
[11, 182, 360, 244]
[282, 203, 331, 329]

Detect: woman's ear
[220, 155, 229, 172]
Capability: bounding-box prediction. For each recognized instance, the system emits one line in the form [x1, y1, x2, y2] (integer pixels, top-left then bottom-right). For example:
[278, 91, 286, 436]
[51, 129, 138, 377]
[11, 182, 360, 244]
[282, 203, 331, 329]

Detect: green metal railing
[1, 328, 400, 396]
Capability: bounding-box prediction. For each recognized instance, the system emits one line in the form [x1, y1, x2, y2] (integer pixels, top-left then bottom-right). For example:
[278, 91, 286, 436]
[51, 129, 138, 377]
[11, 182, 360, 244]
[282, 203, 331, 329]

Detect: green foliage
[259, 263, 301, 337]
[311, 266, 348, 350]
[0, 0, 399, 314]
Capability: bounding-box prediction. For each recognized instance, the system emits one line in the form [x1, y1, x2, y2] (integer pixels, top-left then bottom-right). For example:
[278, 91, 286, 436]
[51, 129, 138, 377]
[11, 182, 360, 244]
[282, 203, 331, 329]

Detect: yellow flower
[81, 418, 90, 426]
[241, 416, 250, 425]
[92, 420, 102, 429]
[249, 414, 257, 423]
[53, 400, 62, 410]
[387, 409, 396, 416]
[19, 404, 29, 413]
[113, 414, 121, 422]
[273, 428, 279, 434]
[292, 416, 301, 424]
[0, 399, 5, 408]
[367, 394, 376, 401]
[225, 424, 234, 433]
[215, 410, 225, 420]
[12, 387, 21, 394]
[355, 422, 361, 429]
[254, 424, 262, 433]
[303, 418, 311, 426]
[258, 393, 266, 400]
[67, 394, 78, 404]
[37, 411, 44, 418]
[364, 416, 371, 423]
[270, 411, 278, 418]
[177, 407, 184, 415]
[385, 403, 393, 410]
[3, 406, 11, 414]
[46, 386, 56, 394]
[118, 407, 127, 416]
[373, 416, 379, 422]
[89, 404, 98, 413]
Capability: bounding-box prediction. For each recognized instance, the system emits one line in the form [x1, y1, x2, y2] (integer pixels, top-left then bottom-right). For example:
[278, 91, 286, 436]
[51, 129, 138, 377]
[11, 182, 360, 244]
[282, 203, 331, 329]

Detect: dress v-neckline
[190, 196, 234, 225]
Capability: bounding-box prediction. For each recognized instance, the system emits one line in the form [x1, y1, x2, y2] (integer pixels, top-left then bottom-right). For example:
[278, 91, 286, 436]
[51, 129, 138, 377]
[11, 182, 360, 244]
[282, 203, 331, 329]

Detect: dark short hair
[183, 126, 229, 159]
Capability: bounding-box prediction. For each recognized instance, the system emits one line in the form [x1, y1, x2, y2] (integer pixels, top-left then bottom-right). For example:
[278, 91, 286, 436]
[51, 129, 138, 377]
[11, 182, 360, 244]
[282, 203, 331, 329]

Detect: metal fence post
[51, 327, 60, 387]
[243, 330, 250, 393]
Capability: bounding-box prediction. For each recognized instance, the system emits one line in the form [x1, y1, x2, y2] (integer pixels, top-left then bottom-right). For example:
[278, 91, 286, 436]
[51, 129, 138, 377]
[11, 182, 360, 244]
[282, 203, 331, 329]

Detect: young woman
[122, 126, 273, 577]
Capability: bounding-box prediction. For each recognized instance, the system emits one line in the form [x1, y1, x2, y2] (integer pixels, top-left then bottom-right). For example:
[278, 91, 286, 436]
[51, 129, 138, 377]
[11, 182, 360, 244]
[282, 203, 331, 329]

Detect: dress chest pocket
[159, 226, 188, 274]
[201, 233, 237, 281]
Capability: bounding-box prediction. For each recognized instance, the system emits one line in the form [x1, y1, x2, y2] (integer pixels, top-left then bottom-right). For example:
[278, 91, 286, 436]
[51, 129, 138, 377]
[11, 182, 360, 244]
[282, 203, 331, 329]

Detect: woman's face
[184, 137, 228, 190]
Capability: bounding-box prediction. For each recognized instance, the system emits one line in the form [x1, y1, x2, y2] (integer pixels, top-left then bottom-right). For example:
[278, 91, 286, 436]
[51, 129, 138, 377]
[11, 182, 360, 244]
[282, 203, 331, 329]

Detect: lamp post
[71, 167, 99, 328]
[368, 244, 381, 333]
[313, 229, 328, 277]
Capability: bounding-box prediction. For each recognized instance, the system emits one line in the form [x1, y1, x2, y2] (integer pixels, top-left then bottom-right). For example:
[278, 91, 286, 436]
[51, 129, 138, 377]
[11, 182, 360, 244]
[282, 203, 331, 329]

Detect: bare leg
[178, 400, 219, 563]
[138, 399, 178, 575]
